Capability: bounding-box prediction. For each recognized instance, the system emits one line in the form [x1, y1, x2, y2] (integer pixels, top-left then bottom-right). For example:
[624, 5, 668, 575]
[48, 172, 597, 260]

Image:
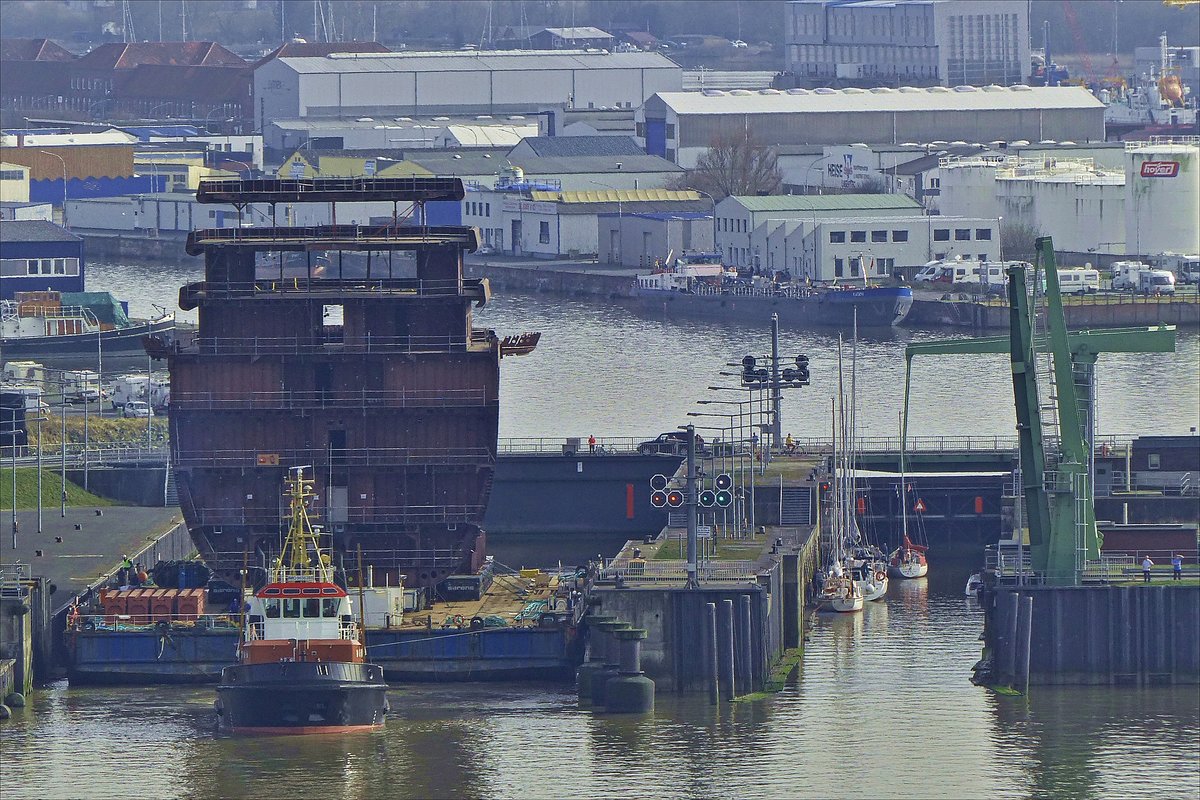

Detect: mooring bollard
[577, 614, 615, 706]
[706, 602, 719, 705]
[1005, 591, 1020, 687]
[739, 594, 753, 694]
[1017, 595, 1034, 694]
[720, 599, 736, 699]
[604, 628, 654, 714]
[591, 620, 631, 707]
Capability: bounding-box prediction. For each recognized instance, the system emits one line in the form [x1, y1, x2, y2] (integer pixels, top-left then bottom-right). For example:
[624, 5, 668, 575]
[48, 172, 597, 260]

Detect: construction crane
[900, 240, 1176, 585]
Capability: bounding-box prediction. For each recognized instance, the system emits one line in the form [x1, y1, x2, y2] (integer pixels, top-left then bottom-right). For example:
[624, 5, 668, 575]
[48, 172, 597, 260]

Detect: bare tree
[1000, 220, 1042, 264]
[670, 129, 782, 199]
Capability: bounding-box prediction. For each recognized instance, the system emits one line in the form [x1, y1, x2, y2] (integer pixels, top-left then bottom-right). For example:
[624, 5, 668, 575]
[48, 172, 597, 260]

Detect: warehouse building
[254, 50, 682, 131]
[0, 220, 84, 300]
[784, 0, 1030, 87]
[636, 85, 1105, 167]
[596, 211, 715, 267]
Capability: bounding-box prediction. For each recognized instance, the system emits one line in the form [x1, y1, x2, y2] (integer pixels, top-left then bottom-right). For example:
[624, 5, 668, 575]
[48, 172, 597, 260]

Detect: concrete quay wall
[909, 297, 1200, 329]
[982, 585, 1200, 686]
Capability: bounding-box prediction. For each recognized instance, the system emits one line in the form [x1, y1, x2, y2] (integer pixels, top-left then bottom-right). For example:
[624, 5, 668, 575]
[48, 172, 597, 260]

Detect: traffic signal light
[699, 489, 716, 508]
[796, 354, 810, 383]
[649, 473, 669, 491]
[714, 473, 733, 491]
[650, 490, 668, 508]
[715, 489, 733, 508]
[666, 490, 684, 508]
[741, 355, 756, 385]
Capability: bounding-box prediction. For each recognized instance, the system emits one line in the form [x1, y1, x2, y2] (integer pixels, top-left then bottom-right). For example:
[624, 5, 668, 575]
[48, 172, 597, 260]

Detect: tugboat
[215, 467, 388, 735]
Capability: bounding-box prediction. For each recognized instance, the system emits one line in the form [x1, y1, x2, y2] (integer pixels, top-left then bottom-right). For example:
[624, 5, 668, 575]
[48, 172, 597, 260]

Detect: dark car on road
[638, 431, 707, 456]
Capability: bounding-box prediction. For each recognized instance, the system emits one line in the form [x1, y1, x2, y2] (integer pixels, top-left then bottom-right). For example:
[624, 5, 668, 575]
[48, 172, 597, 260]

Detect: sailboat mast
[899, 410, 909, 543]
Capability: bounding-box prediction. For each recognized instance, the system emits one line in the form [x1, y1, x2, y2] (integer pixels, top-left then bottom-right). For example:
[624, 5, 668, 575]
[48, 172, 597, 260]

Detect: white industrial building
[254, 50, 683, 131]
[784, 0, 1030, 87]
[937, 137, 1200, 258]
[596, 211, 715, 267]
[749, 213, 998, 281]
[636, 85, 1105, 167]
[716, 194, 924, 269]
[463, 186, 707, 258]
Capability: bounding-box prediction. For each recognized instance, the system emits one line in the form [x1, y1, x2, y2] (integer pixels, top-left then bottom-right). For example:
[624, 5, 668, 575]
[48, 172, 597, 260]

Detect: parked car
[69, 388, 105, 404]
[731, 39, 748, 48]
[638, 431, 707, 456]
[123, 401, 152, 418]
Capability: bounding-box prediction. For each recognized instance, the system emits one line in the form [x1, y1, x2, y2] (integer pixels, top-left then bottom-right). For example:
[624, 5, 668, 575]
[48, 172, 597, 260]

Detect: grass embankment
[0, 467, 115, 509]
[653, 533, 769, 561]
[26, 417, 168, 448]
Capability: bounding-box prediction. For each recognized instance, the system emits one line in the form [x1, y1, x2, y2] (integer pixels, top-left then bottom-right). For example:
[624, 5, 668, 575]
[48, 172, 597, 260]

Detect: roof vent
[953, 85, 977, 92]
[1010, 84, 1033, 92]
[508, 115, 526, 120]
[950, 140, 968, 146]
[433, 116, 450, 121]
[475, 115, 493, 120]
[759, 88, 783, 95]
[786, 88, 810, 95]
[702, 89, 726, 96]
[927, 86, 951, 93]
[843, 87, 866, 94]
[870, 87, 896, 93]
[983, 85, 1005, 92]
[729, 89, 753, 95]
[1011, 140, 1031, 146]
[356, 117, 375, 122]
[898, 86, 921, 93]
[814, 87, 837, 95]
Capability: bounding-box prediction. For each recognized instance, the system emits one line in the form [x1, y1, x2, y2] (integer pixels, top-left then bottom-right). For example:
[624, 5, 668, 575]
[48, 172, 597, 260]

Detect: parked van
[948, 260, 985, 285]
[1111, 261, 1150, 291]
[1136, 269, 1175, 295]
[1056, 268, 1100, 295]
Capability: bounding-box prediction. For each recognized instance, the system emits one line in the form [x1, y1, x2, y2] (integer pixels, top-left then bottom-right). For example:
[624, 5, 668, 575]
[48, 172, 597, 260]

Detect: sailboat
[890, 417, 930, 580]
[815, 336, 865, 613]
[844, 319, 888, 602]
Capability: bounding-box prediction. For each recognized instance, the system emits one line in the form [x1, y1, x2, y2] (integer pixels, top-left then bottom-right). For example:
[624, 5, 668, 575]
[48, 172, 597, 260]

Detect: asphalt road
[2, 506, 184, 613]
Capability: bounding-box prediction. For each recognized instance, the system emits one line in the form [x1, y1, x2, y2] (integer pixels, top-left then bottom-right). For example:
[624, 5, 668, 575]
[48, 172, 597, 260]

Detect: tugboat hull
[216, 661, 388, 735]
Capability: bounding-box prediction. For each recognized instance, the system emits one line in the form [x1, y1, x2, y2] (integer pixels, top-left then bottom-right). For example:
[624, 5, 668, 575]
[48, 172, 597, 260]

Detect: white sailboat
[890, 412, 930, 579]
[816, 336, 865, 613]
[845, 320, 888, 602]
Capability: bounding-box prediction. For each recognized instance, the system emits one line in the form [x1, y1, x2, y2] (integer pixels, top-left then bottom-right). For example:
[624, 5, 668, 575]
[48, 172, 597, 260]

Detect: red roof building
[0, 38, 77, 110]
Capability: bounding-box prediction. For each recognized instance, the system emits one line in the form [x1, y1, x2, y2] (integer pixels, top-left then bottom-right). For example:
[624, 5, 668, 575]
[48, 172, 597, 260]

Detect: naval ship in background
[150, 176, 534, 589]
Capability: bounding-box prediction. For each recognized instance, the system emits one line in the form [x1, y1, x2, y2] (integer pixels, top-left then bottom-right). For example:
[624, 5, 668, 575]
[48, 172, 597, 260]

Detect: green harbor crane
[901, 238, 1176, 585]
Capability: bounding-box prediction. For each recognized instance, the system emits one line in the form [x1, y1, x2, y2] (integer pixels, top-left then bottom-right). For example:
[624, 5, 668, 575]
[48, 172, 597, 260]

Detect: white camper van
[1111, 261, 1150, 291]
[1056, 268, 1100, 295]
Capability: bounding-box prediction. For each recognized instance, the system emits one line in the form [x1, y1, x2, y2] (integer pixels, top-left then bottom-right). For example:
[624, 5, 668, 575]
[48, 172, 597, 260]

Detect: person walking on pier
[1172, 553, 1184, 581]
[1142, 555, 1154, 584]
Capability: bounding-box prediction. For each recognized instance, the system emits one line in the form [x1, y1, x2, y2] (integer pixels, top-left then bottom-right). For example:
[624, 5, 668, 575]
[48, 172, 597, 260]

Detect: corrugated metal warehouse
[636, 85, 1105, 167]
[254, 50, 682, 130]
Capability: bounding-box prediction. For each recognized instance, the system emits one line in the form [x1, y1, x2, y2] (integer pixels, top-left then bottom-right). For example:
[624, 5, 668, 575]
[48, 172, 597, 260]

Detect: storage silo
[1124, 139, 1200, 257]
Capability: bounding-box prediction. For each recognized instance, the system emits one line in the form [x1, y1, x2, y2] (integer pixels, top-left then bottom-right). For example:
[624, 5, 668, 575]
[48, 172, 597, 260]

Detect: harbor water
[2, 560, 1196, 799]
[85, 260, 1200, 441]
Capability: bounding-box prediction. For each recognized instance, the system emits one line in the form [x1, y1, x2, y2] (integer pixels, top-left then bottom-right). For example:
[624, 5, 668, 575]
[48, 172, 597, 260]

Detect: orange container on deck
[102, 589, 128, 621]
[176, 588, 206, 620]
[149, 589, 176, 622]
[125, 588, 152, 624]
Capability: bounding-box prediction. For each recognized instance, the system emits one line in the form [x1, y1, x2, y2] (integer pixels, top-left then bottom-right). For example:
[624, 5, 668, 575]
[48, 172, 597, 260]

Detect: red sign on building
[1140, 161, 1180, 178]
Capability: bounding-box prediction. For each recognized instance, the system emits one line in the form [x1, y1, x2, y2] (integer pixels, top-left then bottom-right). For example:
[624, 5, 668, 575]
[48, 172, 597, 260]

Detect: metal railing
[70, 612, 241, 632]
[209, 547, 465, 571]
[603, 558, 758, 583]
[170, 387, 490, 411]
[182, 329, 494, 357]
[173, 446, 494, 469]
[190, 505, 486, 527]
[180, 276, 476, 303]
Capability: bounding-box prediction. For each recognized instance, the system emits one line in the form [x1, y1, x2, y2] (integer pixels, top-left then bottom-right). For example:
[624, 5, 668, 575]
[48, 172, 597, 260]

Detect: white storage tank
[1124, 140, 1200, 257]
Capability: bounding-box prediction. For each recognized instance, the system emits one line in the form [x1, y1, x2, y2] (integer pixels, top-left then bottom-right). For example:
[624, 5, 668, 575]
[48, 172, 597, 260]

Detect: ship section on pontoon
[152, 177, 503, 591]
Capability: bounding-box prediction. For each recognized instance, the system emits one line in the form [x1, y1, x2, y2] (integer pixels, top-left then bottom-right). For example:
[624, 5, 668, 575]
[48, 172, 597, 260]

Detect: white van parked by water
[1056, 268, 1100, 295]
[1111, 261, 1150, 290]
[1136, 269, 1176, 295]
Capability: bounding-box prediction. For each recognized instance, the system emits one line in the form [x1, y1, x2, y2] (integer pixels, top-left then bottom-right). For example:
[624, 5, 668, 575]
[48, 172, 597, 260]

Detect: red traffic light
[666, 490, 684, 508]
[650, 490, 668, 508]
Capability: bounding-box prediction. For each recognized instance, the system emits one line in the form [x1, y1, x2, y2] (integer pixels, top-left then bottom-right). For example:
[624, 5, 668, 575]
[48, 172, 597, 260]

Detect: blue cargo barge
[67, 625, 578, 685]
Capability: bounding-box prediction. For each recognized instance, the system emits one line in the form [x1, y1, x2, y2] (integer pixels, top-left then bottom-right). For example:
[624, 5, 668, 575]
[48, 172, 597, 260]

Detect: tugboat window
[264, 599, 281, 618]
[322, 599, 340, 617]
[283, 599, 302, 618]
[304, 598, 321, 617]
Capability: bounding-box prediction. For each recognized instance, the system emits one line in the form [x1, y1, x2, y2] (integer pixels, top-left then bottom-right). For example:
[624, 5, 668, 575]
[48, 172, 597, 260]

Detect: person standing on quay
[1142, 555, 1154, 584]
[1172, 553, 1184, 581]
[588, 434, 596, 454]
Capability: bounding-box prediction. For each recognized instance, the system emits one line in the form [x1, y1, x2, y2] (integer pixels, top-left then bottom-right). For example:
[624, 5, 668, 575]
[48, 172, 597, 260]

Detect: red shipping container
[125, 588, 152, 625]
[149, 589, 176, 622]
[176, 588, 207, 620]
[102, 589, 128, 622]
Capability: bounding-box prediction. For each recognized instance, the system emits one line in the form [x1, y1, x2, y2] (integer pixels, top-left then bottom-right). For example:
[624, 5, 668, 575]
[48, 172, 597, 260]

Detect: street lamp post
[39, 150, 68, 228]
